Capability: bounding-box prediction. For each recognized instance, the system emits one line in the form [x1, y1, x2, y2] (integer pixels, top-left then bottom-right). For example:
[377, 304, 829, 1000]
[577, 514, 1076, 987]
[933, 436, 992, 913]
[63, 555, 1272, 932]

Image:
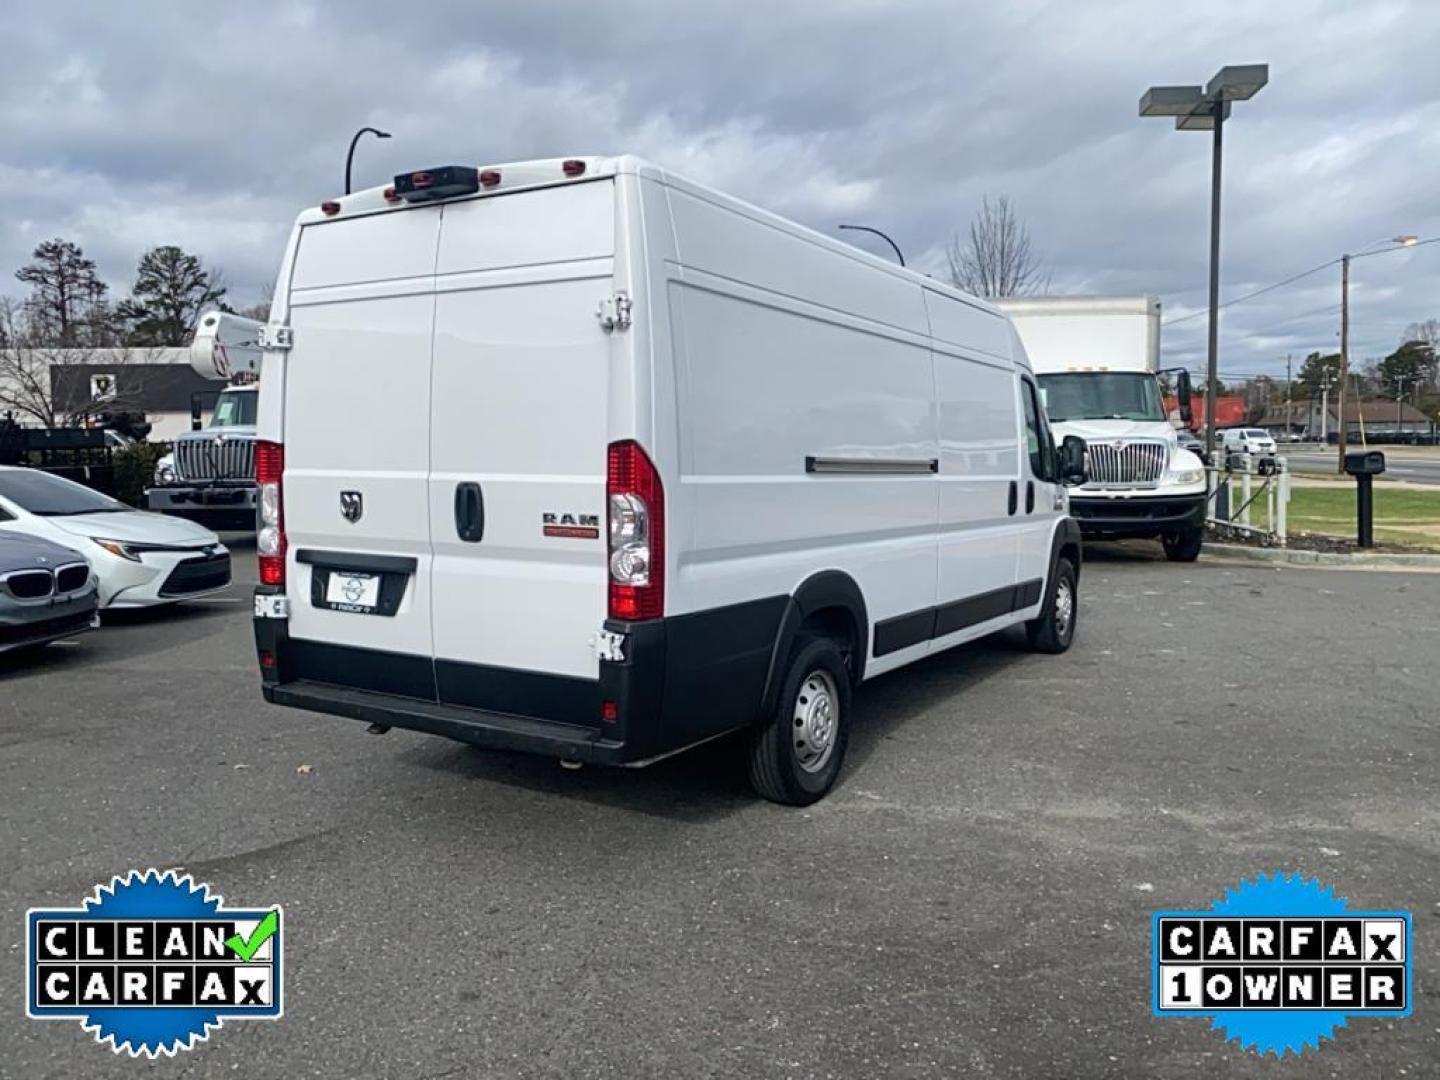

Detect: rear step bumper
[263, 680, 629, 763]
[254, 589, 790, 766]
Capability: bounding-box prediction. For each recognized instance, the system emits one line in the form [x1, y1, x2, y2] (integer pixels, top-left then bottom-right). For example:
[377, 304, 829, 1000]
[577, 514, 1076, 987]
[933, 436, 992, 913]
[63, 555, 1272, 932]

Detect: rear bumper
[146, 485, 256, 531]
[253, 593, 786, 765]
[1071, 493, 1207, 538]
[263, 680, 635, 763]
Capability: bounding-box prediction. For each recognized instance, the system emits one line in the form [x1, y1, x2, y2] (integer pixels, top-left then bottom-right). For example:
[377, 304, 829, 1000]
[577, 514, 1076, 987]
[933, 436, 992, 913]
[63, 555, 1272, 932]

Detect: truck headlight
[1170, 468, 1204, 486]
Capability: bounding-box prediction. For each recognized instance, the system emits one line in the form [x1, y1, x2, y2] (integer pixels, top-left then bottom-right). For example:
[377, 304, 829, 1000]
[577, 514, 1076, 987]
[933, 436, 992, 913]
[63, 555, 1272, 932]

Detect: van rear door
[427, 181, 617, 719]
[282, 209, 441, 682]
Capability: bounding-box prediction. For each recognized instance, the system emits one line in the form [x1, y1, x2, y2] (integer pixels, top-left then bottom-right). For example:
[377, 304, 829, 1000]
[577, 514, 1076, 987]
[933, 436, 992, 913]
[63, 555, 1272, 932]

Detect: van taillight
[256, 440, 286, 587]
[607, 440, 664, 621]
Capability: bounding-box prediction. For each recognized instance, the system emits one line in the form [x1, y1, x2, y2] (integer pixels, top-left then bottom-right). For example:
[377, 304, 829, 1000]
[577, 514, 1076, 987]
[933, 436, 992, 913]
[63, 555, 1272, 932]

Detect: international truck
[145, 312, 265, 531]
[996, 296, 1207, 562]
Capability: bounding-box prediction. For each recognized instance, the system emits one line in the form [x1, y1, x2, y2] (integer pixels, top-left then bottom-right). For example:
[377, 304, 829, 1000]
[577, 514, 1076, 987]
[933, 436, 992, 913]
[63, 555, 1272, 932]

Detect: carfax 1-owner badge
[1152, 872, 1411, 1056]
[26, 869, 283, 1057]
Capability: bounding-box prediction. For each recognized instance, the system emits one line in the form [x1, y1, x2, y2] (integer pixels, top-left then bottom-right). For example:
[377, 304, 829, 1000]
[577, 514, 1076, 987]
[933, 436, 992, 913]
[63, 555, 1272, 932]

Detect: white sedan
[0, 466, 231, 609]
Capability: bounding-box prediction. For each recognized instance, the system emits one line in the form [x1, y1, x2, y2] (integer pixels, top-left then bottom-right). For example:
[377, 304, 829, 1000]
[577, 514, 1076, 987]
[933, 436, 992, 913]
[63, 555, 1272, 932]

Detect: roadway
[1280, 445, 1440, 485]
[3, 541, 1437, 1078]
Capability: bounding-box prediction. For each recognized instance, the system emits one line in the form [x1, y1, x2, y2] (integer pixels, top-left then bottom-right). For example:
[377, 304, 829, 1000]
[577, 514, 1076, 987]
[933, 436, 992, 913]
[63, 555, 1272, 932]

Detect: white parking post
[1240, 459, 1252, 528]
[1276, 459, 1289, 545]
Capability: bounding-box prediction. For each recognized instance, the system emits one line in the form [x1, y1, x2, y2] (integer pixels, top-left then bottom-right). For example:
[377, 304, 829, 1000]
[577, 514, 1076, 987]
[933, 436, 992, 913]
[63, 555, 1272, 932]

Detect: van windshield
[210, 390, 257, 427]
[1036, 372, 1165, 422]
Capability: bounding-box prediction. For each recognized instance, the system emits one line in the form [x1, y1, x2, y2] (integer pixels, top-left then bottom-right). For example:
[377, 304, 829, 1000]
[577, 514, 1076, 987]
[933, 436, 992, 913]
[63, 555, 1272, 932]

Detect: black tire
[747, 635, 852, 806]
[1026, 557, 1077, 654]
[1162, 526, 1204, 562]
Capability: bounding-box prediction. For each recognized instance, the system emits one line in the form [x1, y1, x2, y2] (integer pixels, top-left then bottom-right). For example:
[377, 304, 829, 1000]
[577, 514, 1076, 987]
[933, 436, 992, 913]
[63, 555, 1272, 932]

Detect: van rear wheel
[748, 635, 851, 806]
[1026, 557, 1077, 654]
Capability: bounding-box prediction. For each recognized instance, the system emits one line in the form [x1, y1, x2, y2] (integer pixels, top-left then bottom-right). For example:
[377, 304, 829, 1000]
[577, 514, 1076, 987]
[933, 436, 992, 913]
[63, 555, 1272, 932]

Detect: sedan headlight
[92, 538, 145, 562]
[1170, 468, 1205, 486]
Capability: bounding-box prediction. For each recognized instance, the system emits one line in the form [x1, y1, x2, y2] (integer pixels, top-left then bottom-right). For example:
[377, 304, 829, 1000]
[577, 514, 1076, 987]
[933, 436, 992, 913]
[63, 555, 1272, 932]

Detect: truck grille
[1084, 440, 1167, 489]
[174, 437, 255, 481]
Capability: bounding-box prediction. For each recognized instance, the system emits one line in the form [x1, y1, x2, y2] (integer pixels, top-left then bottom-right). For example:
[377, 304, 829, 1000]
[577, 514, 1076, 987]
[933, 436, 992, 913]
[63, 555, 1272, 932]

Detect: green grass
[1221, 483, 1440, 549]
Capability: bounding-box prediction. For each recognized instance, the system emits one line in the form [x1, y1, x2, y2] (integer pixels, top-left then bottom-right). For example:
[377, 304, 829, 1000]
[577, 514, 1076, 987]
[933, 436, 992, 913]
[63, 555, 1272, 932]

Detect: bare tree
[1402, 320, 1440, 390]
[0, 297, 164, 428]
[946, 195, 1049, 299]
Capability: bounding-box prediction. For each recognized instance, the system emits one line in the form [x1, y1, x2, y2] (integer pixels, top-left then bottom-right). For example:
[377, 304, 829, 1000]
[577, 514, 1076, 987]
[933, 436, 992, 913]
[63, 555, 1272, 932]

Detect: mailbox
[1343, 450, 1385, 547]
[1344, 450, 1386, 476]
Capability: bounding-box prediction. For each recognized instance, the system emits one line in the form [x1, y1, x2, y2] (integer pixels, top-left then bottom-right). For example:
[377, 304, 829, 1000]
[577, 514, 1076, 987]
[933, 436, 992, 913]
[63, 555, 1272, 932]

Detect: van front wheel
[1026, 557, 1077, 654]
[748, 636, 851, 806]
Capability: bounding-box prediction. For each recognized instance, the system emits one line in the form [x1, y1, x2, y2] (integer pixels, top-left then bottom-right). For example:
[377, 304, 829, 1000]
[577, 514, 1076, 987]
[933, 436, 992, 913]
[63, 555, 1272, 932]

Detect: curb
[1202, 541, 1440, 570]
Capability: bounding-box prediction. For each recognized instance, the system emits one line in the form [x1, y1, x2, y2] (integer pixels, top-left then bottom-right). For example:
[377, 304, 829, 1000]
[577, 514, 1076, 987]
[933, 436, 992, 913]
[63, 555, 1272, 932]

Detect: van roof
[297, 154, 1007, 326]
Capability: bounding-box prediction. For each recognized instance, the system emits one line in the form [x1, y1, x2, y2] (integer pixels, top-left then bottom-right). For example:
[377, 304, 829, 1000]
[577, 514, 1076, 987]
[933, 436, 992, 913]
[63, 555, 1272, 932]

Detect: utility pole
[1337, 253, 1351, 471]
[1395, 376, 1410, 442]
[1285, 353, 1293, 438]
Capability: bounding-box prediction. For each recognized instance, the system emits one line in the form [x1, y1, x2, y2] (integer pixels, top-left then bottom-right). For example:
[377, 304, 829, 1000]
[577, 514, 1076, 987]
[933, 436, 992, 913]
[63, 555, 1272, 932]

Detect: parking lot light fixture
[1139, 65, 1269, 461]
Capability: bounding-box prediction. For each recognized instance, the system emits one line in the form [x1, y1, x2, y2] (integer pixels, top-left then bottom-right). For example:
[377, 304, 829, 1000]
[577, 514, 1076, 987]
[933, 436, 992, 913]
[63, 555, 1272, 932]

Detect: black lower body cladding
[253, 591, 789, 765]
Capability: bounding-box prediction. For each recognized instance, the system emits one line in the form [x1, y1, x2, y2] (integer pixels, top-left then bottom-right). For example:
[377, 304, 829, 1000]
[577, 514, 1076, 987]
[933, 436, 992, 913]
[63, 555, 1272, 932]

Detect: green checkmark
[225, 909, 279, 962]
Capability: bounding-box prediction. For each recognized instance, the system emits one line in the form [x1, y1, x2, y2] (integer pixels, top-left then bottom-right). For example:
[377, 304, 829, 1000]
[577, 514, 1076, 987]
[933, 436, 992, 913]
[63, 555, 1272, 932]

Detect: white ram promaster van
[249, 156, 1087, 804]
[996, 296, 1208, 562]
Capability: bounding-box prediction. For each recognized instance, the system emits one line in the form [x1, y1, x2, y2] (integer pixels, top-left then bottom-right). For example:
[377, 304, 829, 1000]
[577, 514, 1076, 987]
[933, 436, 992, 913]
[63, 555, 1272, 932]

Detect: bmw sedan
[0, 530, 98, 653]
[0, 467, 231, 609]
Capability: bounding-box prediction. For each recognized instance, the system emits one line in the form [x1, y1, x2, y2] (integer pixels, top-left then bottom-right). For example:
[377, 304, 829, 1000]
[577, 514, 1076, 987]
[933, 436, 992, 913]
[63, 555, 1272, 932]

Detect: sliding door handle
[454, 482, 484, 542]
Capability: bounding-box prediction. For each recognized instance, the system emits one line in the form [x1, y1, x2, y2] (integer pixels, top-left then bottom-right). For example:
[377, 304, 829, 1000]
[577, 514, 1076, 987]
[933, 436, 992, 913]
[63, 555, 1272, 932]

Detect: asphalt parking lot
[2, 540, 1436, 1079]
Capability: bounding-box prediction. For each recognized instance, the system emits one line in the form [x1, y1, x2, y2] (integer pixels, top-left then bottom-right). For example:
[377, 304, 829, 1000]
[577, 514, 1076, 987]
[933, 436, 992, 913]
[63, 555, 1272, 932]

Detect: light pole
[836, 225, 905, 267]
[1337, 234, 1417, 469]
[1395, 375, 1411, 443]
[345, 126, 392, 195]
[1140, 65, 1268, 462]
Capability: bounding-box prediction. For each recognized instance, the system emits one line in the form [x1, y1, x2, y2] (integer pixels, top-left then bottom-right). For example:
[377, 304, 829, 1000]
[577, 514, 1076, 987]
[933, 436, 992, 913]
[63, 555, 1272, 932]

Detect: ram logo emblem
[340, 491, 364, 523]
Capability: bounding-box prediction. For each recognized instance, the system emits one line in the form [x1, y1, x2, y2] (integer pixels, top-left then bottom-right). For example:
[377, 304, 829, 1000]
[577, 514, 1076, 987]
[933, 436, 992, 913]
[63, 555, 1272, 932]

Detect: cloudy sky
[3, 1, 1437, 378]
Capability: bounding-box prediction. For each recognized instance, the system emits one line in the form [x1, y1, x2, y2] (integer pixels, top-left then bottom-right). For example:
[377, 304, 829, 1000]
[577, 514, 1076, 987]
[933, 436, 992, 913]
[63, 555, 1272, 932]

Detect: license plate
[324, 571, 381, 612]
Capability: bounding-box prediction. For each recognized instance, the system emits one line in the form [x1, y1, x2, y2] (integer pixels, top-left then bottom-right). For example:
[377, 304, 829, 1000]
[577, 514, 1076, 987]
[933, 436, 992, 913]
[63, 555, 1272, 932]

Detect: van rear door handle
[1007, 480, 1018, 516]
[454, 482, 484, 542]
[1026, 480, 1035, 514]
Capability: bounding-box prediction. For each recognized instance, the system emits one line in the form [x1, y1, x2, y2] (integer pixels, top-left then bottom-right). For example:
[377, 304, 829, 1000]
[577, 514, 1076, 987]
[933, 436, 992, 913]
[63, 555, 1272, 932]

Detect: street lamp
[836, 224, 906, 267]
[1140, 64, 1269, 461]
[1337, 234, 1417, 468]
[345, 126, 392, 195]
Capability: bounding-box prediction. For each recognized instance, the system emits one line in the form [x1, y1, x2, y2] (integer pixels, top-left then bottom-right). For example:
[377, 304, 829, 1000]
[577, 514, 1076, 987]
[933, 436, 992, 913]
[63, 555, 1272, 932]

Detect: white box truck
[247, 155, 1088, 804]
[996, 296, 1207, 561]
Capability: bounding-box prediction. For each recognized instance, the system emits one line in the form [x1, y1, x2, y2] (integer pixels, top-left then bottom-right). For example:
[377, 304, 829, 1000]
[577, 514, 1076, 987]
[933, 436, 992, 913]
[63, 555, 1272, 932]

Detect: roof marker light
[320, 201, 341, 216]
[383, 186, 400, 202]
[562, 159, 586, 177]
[479, 169, 501, 187]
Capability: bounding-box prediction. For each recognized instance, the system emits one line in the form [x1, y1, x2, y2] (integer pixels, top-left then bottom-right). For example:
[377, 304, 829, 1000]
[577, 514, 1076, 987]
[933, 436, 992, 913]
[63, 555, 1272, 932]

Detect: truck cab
[998, 296, 1208, 562]
[146, 384, 260, 531]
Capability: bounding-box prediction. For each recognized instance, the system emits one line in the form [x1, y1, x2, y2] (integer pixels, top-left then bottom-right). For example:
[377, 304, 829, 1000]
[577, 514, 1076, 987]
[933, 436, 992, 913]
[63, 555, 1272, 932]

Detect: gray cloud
[2, 0, 1438, 375]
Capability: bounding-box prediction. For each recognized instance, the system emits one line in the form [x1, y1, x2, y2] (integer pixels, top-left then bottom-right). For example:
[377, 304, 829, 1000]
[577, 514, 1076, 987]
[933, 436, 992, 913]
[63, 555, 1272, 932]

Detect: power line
[1162, 259, 1339, 327]
[1161, 235, 1438, 329]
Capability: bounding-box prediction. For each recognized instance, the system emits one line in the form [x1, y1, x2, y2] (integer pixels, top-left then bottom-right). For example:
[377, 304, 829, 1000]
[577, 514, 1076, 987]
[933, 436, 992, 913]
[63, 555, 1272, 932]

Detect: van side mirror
[1059, 435, 1088, 487]
[1174, 370, 1193, 426]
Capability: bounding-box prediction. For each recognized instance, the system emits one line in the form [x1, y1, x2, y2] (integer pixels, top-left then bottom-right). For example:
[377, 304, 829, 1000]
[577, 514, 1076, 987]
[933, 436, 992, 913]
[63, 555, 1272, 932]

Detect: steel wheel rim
[792, 668, 839, 773]
[1055, 578, 1075, 640]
